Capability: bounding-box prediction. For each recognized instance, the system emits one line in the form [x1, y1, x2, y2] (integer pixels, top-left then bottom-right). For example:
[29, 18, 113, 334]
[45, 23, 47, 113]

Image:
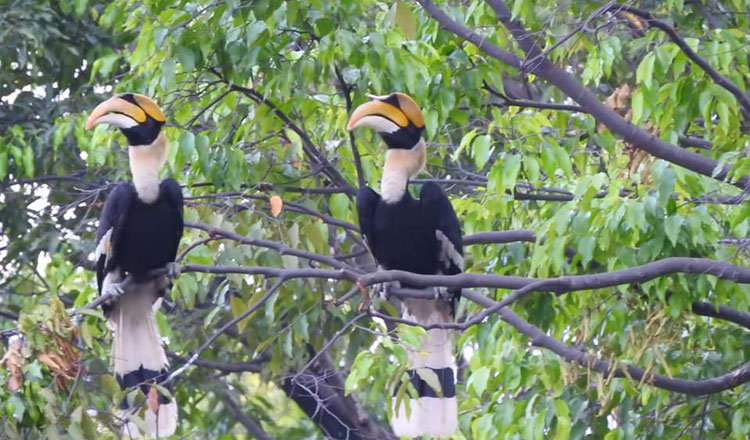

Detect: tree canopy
[3, 0, 750, 438]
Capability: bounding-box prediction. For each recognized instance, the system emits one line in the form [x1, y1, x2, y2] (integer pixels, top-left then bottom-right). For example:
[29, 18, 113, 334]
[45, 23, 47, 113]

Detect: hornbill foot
[375, 281, 400, 301]
[102, 280, 127, 303]
[434, 286, 451, 301]
[165, 262, 181, 280]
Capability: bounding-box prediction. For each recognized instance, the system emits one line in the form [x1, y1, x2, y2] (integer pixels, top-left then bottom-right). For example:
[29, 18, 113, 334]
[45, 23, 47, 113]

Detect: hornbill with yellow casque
[86, 93, 182, 437]
[347, 93, 463, 438]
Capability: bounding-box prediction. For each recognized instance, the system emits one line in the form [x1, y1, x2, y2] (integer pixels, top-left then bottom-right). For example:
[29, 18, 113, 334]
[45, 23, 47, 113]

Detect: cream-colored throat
[381, 139, 426, 204]
[129, 133, 168, 204]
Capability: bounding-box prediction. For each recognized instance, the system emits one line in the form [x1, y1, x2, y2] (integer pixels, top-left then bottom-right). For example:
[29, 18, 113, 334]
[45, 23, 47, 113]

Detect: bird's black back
[96, 178, 183, 295]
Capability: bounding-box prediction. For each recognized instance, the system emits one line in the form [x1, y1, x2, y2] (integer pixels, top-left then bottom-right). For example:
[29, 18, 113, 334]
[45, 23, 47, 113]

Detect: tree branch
[185, 221, 359, 271]
[416, 0, 750, 191]
[691, 301, 750, 330]
[222, 394, 274, 440]
[166, 351, 266, 373]
[163, 278, 285, 386]
[228, 84, 357, 196]
[184, 257, 750, 299]
[461, 289, 750, 396]
[335, 66, 366, 188]
[613, 3, 750, 115]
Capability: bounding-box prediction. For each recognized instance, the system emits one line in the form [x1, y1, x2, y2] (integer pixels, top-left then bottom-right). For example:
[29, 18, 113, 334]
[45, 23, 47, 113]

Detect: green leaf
[467, 366, 490, 397]
[500, 154, 522, 193]
[329, 193, 350, 220]
[453, 128, 478, 161]
[391, 1, 416, 39]
[230, 295, 249, 332]
[473, 135, 492, 170]
[664, 215, 684, 247]
[578, 236, 596, 266]
[636, 52, 656, 89]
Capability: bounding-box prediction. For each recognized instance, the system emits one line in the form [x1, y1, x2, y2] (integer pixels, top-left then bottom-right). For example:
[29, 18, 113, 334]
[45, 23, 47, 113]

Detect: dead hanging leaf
[598, 84, 658, 183]
[148, 385, 160, 414]
[270, 195, 283, 217]
[602, 85, 632, 119]
[38, 334, 82, 389]
[1, 337, 24, 392]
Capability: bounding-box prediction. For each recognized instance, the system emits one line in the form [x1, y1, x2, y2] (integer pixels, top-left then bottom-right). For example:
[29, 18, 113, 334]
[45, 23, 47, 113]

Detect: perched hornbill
[347, 93, 463, 438]
[86, 93, 182, 437]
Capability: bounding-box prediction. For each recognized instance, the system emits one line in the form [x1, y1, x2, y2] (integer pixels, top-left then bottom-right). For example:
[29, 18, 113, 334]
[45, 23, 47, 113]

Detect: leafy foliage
[3, 0, 750, 438]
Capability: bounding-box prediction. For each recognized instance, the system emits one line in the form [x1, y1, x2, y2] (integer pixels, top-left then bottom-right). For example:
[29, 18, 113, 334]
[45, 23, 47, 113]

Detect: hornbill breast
[116, 180, 184, 280]
[370, 195, 442, 277]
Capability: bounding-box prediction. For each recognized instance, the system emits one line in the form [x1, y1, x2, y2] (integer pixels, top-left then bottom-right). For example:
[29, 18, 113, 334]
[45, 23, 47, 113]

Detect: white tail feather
[109, 279, 177, 437]
[121, 401, 178, 439]
[394, 298, 457, 438]
[392, 397, 458, 438]
[111, 281, 168, 376]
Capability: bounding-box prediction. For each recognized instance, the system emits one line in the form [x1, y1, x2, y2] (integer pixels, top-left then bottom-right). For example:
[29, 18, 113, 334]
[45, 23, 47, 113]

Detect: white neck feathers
[381, 139, 426, 204]
[128, 132, 168, 204]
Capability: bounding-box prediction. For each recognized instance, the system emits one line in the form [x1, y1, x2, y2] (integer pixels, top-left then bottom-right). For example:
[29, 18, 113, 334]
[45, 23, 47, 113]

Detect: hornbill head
[347, 92, 425, 150]
[85, 93, 166, 146]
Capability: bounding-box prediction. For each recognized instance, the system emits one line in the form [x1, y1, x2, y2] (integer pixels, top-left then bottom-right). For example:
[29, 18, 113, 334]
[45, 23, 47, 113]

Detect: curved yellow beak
[346, 92, 425, 132]
[347, 100, 408, 131]
[85, 94, 165, 130]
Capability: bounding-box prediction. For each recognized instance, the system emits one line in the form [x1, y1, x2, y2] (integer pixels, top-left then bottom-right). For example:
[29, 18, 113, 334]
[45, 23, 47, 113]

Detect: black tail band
[117, 366, 171, 408]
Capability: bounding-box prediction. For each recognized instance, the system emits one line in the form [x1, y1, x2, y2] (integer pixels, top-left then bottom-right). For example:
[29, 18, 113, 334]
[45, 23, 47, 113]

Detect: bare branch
[163, 278, 285, 386]
[691, 301, 750, 330]
[222, 394, 274, 440]
[227, 83, 357, 196]
[417, 0, 750, 191]
[184, 257, 750, 298]
[463, 289, 750, 396]
[614, 3, 750, 115]
[185, 221, 360, 271]
[334, 65, 366, 188]
[166, 351, 267, 373]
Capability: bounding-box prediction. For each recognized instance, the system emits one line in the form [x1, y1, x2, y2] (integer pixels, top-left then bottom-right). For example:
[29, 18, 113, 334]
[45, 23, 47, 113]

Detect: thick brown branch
[184, 257, 750, 295]
[418, 0, 750, 191]
[691, 301, 750, 330]
[461, 289, 750, 396]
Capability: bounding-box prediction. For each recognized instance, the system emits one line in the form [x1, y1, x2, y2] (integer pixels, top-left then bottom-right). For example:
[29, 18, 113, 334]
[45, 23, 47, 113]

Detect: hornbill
[86, 93, 182, 437]
[347, 93, 463, 438]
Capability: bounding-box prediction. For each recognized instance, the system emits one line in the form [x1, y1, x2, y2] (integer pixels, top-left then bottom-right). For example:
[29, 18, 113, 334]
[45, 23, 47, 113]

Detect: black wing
[420, 182, 463, 313]
[159, 178, 184, 262]
[95, 182, 136, 295]
[420, 182, 463, 275]
[356, 186, 381, 257]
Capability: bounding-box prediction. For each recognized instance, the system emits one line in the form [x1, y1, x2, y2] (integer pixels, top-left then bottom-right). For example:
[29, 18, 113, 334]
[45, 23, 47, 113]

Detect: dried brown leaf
[148, 385, 160, 414]
[1, 338, 24, 392]
[270, 195, 283, 217]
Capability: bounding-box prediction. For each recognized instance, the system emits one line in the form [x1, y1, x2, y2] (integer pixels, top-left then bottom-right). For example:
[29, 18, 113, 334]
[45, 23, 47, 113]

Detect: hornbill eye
[86, 93, 166, 146]
[347, 92, 425, 150]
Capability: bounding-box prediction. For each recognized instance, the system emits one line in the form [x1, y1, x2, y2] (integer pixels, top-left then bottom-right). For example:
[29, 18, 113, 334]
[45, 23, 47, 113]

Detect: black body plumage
[95, 179, 184, 315]
[356, 181, 463, 310]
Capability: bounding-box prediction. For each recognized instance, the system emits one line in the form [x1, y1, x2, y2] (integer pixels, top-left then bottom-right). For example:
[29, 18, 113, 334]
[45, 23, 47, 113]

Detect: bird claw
[434, 286, 451, 301]
[102, 281, 126, 304]
[165, 262, 180, 280]
[375, 281, 400, 301]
